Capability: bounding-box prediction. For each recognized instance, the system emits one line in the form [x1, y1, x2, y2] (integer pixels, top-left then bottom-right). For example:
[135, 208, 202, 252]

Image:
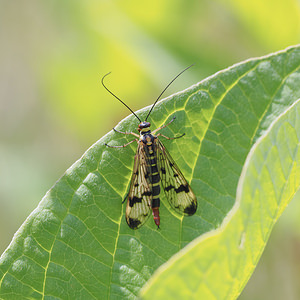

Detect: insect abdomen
[149, 148, 161, 228]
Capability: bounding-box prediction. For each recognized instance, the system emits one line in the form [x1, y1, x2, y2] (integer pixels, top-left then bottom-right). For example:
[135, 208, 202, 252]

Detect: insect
[103, 65, 197, 229]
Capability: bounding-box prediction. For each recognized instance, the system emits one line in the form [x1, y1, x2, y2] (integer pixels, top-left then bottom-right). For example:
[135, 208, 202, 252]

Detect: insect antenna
[101, 72, 142, 123]
[145, 64, 194, 121]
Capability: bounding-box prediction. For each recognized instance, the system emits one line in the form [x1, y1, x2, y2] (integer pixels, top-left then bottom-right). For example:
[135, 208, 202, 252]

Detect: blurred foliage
[0, 0, 299, 299]
[41, 0, 300, 143]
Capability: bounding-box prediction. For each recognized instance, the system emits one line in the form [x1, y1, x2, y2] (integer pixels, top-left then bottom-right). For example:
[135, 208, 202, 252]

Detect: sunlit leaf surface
[141, 98, 300, 300]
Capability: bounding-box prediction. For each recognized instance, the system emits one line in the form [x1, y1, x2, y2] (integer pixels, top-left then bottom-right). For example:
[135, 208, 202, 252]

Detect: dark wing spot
[134, 170, 139, 176]
[165, 185, 189, 193]
[174, 173, 179, 177]
[142, 191, 152, 197]
[184, 202, 197, 215]
[134, 183, 139, 187]
[161, 168, 166, 174]
[175, 185, 189, 193]
[169, 162, 174, 167]
[129, 196, 142, 207]
[165, 185, 174, 192]
[127, 218, 141, 229]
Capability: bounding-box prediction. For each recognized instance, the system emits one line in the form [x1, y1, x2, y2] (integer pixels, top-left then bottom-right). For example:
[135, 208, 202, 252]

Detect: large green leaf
[141, 98, 300, 299]
[0, 45, 300, 299]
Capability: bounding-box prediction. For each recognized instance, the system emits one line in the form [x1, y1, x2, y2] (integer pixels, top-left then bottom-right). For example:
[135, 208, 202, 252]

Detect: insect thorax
[140, 131, 155, 145]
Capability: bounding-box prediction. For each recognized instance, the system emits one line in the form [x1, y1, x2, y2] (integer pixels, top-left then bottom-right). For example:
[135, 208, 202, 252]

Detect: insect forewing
[125, 143, 153, 229]
[156, 139, 197, 215]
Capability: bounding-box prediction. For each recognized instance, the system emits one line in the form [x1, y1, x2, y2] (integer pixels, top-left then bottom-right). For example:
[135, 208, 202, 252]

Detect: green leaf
[1, 45, 300, 299]
[140, 98, 300, 299]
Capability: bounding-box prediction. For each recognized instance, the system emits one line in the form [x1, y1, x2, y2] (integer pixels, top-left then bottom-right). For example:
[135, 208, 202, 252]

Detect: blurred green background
[0, 1, 300, 298]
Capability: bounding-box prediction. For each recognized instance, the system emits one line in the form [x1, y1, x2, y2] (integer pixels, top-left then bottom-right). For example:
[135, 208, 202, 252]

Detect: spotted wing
[125, 142, 152, 229]
[156, 139, 197, 215]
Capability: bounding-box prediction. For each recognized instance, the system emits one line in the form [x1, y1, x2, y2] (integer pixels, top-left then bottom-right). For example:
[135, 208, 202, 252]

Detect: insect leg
[152, 116, 176, 134]
[105, 139, 138, 148]
[122, 191, 129, 204]
[156, 133, 185, 140]
[113, 128, 139, 138]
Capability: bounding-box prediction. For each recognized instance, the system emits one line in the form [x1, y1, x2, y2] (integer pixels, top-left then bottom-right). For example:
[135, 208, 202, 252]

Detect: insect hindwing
[156, 139, 197, 215]
[125, 143, 152, 229]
